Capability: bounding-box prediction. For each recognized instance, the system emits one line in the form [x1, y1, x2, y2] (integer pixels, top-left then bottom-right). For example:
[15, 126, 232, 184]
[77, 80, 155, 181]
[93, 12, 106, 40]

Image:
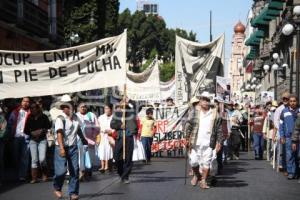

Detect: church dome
[234, 21, 246, 34]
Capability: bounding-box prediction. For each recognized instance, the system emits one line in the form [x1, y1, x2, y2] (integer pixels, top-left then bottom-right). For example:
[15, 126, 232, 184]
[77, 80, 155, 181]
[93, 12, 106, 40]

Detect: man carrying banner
[185, 92, 223, 189]
[110, 98, 138, 184]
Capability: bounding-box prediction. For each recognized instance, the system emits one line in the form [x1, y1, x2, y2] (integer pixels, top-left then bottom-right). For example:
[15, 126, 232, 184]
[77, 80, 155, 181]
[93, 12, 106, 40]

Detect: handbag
[132, 137, 146, 161]
[46, 130, 55, 147]
[84, 150, 92, 169]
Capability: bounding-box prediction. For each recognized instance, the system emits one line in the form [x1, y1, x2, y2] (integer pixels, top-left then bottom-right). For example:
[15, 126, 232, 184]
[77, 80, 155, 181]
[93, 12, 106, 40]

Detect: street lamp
[263, 64, 270, 73]
[282, 5, 300, 100]
[70, 32, 80, 46]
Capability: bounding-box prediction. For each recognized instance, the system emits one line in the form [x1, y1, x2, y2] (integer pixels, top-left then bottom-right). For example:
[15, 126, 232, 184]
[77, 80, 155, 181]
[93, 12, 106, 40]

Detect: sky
[119, 0, 253, 76]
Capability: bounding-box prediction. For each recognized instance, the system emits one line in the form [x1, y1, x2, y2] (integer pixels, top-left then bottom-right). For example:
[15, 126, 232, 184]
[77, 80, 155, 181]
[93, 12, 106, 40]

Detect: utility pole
[210, 10, 213, 42]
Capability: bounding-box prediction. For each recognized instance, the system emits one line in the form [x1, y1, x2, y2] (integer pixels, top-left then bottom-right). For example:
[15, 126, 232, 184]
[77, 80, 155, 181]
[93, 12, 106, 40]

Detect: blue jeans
[285, 138, 298, 177]
[13, 137, 30, 179]
[141, 137, 153, 161]
[0, 139, 4, 183]
[253, 133, 264, 159]
[29, 139, 47, 168]
[53, 145, 79, 196]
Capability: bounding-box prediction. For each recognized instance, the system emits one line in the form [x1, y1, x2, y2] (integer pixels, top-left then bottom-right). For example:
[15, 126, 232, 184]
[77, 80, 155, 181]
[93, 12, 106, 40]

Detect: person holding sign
[185, 92, 223, 189]
[140, 108, 156, 164]
[53, 95, 88, 200]
[110, 98, 138, 184]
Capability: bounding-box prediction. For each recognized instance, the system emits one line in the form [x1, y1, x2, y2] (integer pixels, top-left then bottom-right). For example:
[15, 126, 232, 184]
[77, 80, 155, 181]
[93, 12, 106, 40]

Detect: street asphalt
[0, 152, 299, 200]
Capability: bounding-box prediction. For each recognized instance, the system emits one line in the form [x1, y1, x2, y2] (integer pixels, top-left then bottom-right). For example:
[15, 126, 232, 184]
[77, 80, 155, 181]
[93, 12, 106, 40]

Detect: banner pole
[122, 84, 127, 161]
[248, 107, 251, 157]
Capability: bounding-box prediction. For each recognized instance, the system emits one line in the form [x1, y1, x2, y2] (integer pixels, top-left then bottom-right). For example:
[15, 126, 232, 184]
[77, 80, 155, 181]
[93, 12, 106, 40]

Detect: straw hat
[190, 96, 200, 104]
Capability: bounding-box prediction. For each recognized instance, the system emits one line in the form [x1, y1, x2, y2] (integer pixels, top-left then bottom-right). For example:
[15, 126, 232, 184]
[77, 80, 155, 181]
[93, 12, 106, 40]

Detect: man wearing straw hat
[53, 95, 88, 200]
[185, 92, 223, 189]
[110, 97, 138, 184]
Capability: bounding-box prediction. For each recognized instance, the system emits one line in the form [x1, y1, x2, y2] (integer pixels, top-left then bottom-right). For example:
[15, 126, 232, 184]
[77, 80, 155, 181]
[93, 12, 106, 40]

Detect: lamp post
[69, 32, 80, 47]
[282, 5, 300, 100]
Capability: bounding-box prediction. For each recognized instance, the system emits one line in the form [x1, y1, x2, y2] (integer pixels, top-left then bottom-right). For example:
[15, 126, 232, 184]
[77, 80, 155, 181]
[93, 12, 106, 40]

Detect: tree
[64, 0, 120, 45]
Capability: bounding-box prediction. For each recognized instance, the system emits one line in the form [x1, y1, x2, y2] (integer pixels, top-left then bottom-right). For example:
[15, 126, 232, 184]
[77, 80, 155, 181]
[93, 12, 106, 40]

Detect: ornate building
[243, 0, 300, 102]
[229, 21, 247, 100]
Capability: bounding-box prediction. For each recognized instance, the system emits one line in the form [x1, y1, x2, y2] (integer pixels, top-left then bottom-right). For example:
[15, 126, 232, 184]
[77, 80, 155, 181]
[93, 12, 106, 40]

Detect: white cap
[60, 94, 72, 102]
[200, 91, 212, 99]
[0, 108, 3, 113]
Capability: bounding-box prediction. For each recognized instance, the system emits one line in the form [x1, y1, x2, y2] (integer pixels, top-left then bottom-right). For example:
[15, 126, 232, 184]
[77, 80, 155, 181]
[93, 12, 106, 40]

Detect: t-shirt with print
[15, 109, 29, 138]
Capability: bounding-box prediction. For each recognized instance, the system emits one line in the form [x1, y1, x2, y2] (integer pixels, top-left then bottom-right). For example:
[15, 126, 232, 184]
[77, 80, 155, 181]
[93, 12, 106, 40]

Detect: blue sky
[120, 0, 253, 74]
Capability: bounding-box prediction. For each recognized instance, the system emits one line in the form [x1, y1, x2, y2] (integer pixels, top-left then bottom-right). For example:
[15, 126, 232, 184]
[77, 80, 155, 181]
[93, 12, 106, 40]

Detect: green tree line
[63, 0, 197, 81]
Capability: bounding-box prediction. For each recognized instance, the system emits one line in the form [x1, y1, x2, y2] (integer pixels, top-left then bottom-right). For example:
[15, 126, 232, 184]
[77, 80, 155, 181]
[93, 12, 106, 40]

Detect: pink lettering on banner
[156, 120, 168, 133]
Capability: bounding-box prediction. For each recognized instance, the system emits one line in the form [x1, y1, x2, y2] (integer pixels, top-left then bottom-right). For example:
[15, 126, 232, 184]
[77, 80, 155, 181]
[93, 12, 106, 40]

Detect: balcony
[0, 0, 63, 44]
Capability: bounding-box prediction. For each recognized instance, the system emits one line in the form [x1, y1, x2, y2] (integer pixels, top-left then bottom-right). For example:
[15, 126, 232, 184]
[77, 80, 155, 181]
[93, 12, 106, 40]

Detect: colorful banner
[138, 105, 189, 152]
[0, 32, 127, 99]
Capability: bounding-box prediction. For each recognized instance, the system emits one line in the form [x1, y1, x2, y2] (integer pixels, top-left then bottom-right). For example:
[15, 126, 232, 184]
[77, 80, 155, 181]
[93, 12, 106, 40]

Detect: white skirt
[97, 133, 113, 161]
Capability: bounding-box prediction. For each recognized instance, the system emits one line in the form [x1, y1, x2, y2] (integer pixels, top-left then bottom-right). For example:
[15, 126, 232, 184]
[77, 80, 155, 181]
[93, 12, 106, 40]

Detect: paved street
[0, 152, 299, 200]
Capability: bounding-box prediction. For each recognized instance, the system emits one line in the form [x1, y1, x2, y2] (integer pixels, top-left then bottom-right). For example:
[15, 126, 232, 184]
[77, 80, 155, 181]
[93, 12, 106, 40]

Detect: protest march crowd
[0, 90, 300, 199]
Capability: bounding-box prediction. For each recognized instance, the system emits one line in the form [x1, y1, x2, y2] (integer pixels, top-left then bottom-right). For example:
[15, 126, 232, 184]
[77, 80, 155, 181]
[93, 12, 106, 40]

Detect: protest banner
[0, 31, 127, 99]
[175, 34, 225, 105]
[216, 76, 231, 102]
[138, 105, 188, 153]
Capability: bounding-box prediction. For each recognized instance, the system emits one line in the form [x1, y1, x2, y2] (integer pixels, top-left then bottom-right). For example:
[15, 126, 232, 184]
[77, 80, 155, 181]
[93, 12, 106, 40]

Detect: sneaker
[123, 179, 130, 184]
[233, 155, 239, 160]
[287, 175, 294, 180]
[70, 194, 79, 200]
[19, 177, 26, 182]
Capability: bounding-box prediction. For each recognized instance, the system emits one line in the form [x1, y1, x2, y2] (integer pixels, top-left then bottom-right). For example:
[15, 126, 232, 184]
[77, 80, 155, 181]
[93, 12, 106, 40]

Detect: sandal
[190, 176, 199, 186]
[200, 179, 210, 189]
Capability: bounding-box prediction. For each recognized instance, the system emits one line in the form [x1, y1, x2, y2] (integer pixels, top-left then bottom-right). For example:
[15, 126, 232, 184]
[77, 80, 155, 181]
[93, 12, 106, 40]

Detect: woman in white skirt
[97, 104, 114, 172]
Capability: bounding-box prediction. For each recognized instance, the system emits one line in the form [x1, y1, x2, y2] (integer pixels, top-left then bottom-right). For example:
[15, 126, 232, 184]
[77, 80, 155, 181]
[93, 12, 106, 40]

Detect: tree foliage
[118, 10, 197, 73]
[64, 0, 119, 44]
[64, 2, 196, 81]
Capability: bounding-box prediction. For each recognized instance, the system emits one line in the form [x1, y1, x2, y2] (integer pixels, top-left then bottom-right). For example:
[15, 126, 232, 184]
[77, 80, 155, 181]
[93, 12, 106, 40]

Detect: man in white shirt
[53, 95, 87, 200]
[7, 97, 31, 181]
[273, 92, 290, 172]
[185, 92, 223, 189]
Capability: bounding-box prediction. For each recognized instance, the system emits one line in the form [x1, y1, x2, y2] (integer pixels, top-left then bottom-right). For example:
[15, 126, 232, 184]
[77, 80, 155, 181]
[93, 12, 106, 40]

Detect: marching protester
[76, 102, 99, 181]
[111, 98, 138, 184]
[263, 101, 277, 161]
[53, 95, 88, 200]
[7, 97, 31, 181]
[273, 92, 290, 173]
[279, 95, 300, 180]
[239, 103, 249, 152]
[250, 105, 266, 160]
[185, 92, 223, 189]
[0, 107, 7, 186]
[24, 102, 51, 184]
[214, 98, 230, 173]
[140, 108, 156, 164]
[97, 104, 114, 173]
[166, 97, 175, 107]
[227, 101, 243, 160]
[292, 109, 300, 183]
